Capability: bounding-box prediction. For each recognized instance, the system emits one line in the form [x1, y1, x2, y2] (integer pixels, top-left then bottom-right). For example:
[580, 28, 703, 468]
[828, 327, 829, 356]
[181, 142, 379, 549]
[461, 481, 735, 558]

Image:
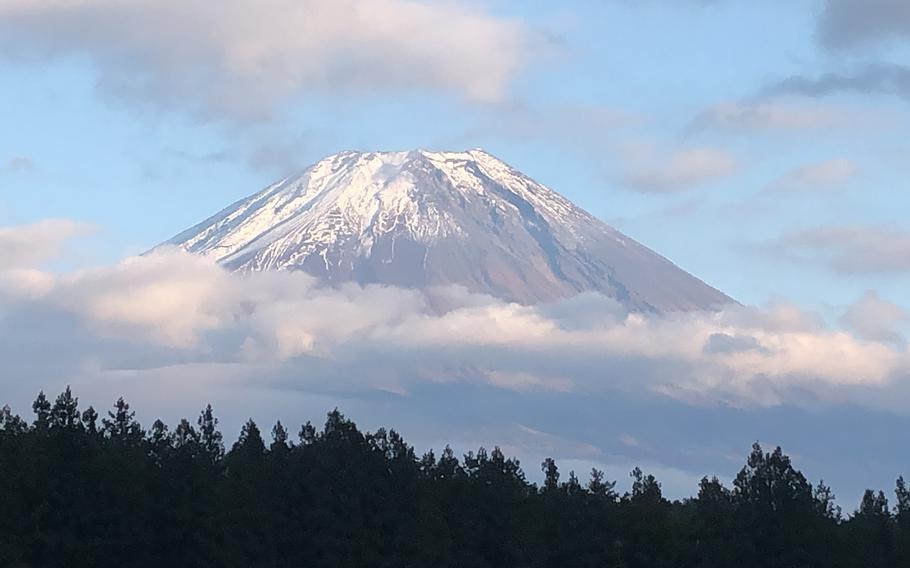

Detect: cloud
[761, 1, 910, 104]
[764, 63, 910, 101]
[703, 333, 769, 355]
[818, 0, 910, 51]
[766, 158, 858, 193]
[777, 225, 910, 274]
[3, 221, 910, 502]
[691, 101, 881, 132]
[0, 219, 95, 269]
[840, 291, 909, 344]
[5, 156, 34, 172]
[1, 224, 906, 412]
[618, 147, 738, 193]
[0, 0, 535, 121]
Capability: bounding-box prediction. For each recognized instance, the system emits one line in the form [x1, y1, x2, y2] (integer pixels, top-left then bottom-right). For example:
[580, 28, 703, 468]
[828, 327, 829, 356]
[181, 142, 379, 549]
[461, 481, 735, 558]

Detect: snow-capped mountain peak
[160, 149, 732, 311]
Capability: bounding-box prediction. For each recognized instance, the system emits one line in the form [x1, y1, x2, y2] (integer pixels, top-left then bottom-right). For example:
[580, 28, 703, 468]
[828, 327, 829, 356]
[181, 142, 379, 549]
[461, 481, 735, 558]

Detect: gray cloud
[690, 100, 888, 132]
[778, 225, 910, 274]
[760, 0, 910, 103]
[818, 0, 910, 51]
[703, 333, 769, 355]
[5, 156, 34, 172]
[0, 0, 536, 122]
[764, 63, 910, 101]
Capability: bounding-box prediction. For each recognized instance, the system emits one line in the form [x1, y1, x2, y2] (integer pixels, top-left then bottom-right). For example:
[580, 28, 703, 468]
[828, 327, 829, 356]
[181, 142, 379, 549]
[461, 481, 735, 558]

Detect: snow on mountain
[159, 149, 733, 311]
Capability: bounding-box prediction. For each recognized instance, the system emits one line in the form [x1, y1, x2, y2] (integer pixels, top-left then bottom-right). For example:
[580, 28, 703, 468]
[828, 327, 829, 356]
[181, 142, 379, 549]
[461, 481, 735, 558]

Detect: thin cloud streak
[618, 147, 738, 193]
[765, 158, 858, 194]
[776, 225, 910, 274]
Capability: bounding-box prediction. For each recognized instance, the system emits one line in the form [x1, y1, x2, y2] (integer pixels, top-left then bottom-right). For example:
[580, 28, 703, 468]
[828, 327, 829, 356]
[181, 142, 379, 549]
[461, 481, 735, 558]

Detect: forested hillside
[1, 387, 908, 567]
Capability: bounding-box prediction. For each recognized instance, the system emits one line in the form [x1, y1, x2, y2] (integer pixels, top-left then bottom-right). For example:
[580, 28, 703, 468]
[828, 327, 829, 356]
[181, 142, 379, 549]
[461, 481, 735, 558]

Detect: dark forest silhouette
[1, 387, 908, 567]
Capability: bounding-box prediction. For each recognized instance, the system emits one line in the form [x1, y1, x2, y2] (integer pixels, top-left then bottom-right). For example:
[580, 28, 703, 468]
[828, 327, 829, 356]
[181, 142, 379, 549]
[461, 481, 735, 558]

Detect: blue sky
[2, 0, 910, 503]
[2, 0, 908, 313]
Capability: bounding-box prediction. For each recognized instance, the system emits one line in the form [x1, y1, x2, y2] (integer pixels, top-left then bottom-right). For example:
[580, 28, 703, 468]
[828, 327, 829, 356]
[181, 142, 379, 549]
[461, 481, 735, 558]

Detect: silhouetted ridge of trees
[1, 387, 909, 567]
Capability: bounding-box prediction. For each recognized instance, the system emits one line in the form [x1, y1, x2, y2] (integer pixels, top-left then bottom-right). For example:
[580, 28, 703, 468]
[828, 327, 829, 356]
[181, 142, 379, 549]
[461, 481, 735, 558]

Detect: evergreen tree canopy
[0, 387, 906, 568]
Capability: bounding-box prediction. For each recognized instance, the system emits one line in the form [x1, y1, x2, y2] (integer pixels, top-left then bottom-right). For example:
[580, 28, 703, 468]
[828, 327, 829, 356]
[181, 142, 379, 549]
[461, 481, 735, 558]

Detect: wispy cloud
[766, 158, 858, 194]
[691, 101, 884, 132]
[776, 225, 910, 274]
[5, 156, 34, 172]
[764, 63, 910, 101]
[618, 146, 738, 193]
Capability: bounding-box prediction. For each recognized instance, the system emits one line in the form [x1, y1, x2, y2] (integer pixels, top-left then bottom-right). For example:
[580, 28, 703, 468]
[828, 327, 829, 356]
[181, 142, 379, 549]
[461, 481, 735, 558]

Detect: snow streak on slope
[162, 149, 733, 311]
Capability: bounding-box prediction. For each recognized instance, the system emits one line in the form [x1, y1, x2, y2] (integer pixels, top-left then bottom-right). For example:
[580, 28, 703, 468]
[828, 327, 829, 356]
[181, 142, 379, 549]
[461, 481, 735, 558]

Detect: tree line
[0, 387, 908, 567]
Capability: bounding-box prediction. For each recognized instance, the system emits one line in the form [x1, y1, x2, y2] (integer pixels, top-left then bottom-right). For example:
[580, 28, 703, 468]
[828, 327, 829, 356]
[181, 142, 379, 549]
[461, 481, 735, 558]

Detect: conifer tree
[31, 390, 51, 430]
[542, 457, 560, 493]
[103, 397, 143, 442]
[0, 404, 26, 434]
[50, 385, 80, 429]
[270, 420, 289, 452]
[81, 406, 99, 435]
[197, 404, 224, 464]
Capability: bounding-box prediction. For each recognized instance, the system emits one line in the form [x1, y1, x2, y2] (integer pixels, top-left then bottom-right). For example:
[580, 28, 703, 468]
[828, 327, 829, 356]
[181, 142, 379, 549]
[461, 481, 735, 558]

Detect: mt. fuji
[160, 149, 732, 311]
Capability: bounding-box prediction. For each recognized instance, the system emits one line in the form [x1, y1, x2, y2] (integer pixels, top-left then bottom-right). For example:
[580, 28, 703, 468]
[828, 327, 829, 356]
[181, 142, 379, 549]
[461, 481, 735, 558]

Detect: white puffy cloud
[0, 0, 534, 121]
[3, 221, 910, 501]
[0, 226, 906, 409]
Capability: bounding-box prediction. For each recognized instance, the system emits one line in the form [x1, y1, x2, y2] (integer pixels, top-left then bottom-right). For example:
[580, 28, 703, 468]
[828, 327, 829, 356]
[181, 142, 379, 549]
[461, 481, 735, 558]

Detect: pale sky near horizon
[1, 0, 910, 503]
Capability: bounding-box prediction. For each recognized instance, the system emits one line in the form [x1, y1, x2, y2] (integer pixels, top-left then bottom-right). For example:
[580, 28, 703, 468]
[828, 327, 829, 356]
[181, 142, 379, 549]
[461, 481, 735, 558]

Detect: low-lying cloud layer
[2, 220, 906, 410]
[0, 0, 534, 121]
[2, 219, 909, 499]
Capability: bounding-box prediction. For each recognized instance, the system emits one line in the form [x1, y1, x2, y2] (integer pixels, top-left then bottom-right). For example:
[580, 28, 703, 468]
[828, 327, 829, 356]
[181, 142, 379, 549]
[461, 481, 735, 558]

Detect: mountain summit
[161, 149, 732, 311]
